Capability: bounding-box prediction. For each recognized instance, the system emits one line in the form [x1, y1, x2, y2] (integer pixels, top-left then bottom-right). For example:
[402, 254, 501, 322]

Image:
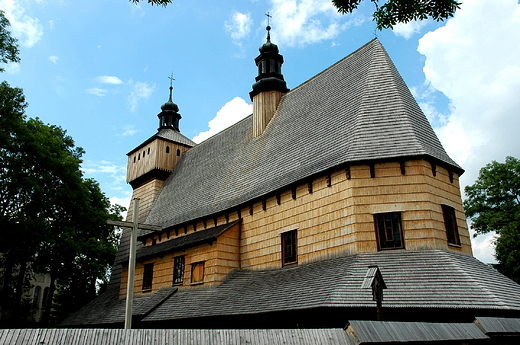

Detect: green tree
[0, 10, 124, 326]
[130, 0, 461, 30]
[0, 10, 19, 71]
[464, 156, 520, 283]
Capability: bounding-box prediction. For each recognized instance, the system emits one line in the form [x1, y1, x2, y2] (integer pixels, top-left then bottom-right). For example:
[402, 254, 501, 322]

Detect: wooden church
[61, 32, 520, 330]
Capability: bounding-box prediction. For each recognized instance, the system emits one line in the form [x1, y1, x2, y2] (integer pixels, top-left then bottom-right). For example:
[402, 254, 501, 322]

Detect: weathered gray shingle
[144, 39, 462, 231]
[142, 250, 520, 322]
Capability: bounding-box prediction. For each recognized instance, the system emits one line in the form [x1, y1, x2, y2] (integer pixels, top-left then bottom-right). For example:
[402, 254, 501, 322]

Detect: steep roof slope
[145, 39, 461, 230]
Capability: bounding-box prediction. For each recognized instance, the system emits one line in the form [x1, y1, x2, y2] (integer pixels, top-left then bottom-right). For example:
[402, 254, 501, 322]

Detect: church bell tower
[126, 82, 195, 223]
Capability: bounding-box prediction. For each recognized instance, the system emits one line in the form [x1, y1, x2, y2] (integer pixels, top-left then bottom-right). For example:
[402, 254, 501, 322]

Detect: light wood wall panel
[121, 158, 470, 296]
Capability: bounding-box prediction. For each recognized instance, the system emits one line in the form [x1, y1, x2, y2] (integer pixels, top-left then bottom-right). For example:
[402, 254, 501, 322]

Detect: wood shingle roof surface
[141, 250, 520, 322]
[142, 38, 462, 232]
[60, 250, 520, 327]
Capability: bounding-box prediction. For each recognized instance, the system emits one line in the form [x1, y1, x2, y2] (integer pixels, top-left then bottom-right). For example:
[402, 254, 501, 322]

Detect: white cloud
[83, 160, 126, 175]
[268, 0, 364, 47]
[417, 0, 520, 263]
[192, 97, 252, 143]
[48, 55, 59, 64]
[5, 62, 20, 74]
[471, 231, 498, 264]
[393, 20, 428, 39]
[110, 195, 131, 219]
[94, 75, 123, 85]
[225, 12, 252, 41]
[86, 87, 108, 97]
[0, 0, 44, 48]
[119, 125, 139, 137]
[127, 81, 155, 112]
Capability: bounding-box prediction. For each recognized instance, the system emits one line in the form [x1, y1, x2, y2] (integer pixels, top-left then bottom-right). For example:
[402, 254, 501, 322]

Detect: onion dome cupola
[158, 85, 182, 131]
[249, 25, 289, 100]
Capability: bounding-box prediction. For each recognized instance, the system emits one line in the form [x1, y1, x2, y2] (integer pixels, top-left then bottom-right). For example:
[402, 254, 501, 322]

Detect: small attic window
[148, 147, 150, 154]
[166, 146, 170, 153]
[143, 150, 146, 157]
[133, 156, 136, 163]
[138, 153, 140, 160]
[176, 148, 181, 156]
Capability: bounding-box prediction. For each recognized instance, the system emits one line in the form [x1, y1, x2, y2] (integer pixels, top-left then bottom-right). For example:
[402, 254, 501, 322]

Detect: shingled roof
[131, 221, 240, 263]
[62, 250, 520, 328]
[144, 39, 462, 230]
[127, 128, 195, 155]
[140, 250, 520, 324]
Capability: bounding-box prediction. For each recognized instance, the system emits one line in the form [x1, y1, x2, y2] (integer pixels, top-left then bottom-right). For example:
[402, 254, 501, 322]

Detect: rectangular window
[142, 263, 154, 291]
[442, 205, 461, 246]
[173, 256, 185, 285]
[374, 212, 404, 250]
[191, 261, 205, 284]
[281, 230, 298, 266]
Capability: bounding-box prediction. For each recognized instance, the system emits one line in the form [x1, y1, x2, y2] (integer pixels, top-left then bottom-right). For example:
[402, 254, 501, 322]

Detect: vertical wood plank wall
[253, 90, 284, 137]
[126, 139, 190, 183]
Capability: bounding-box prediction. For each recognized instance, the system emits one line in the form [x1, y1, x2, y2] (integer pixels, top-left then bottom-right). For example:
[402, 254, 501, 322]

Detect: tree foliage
[129, 0, 461, 30]
[0, 11, 124, 326]
[333, 0, 461, 29]
[464, 156, 520, 283]
[0, 10, 19, 72]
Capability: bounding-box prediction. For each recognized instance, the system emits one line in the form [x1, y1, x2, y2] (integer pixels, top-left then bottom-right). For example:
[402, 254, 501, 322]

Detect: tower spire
[249, 19, 289, 100]
[265, 12, 272, 41]
[158, 74, 181, 132]
[250, 18, 289, 137]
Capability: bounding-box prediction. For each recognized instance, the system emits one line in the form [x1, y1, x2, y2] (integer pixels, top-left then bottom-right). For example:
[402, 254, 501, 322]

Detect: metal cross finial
[168, 72, 175, 88]
[168, 72, 175, 100]
[265, 12, 272, 26]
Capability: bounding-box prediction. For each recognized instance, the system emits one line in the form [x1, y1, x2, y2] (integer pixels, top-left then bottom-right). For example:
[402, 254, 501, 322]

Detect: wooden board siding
[119, 223, 241, 298]
[0, 328, 354, 345]
[126, 179, 165, 223]
[120, 158, 470, 294]
[126, 138, 189, 184]
[238, 159, 470, 271]
[253, 90, 284, 137]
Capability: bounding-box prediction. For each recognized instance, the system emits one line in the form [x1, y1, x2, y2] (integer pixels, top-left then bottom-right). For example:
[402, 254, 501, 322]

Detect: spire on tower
[250, 17, 289, 100]
[158, 73, 181, 132]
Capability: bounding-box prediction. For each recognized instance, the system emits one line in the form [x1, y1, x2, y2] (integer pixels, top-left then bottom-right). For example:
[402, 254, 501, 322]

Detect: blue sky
[2, 0, 520, 264]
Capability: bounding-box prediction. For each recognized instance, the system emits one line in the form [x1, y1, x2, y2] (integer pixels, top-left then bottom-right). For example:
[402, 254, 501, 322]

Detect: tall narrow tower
[126, 84, 195, 222]
[250, 25, 289, 137]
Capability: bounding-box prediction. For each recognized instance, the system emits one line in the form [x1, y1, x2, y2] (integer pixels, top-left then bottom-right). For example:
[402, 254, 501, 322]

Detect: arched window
[166, 146, 170, 153]
[42, 287, 50, 309]
[143, 150, 146, 157]
[176, 148, 181, 156]
[32, 286, 41, 308]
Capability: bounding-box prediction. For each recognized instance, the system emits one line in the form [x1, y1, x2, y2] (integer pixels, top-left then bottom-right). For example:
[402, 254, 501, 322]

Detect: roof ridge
[439, 250, 511, 306]
[289, 38, 380, 95]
